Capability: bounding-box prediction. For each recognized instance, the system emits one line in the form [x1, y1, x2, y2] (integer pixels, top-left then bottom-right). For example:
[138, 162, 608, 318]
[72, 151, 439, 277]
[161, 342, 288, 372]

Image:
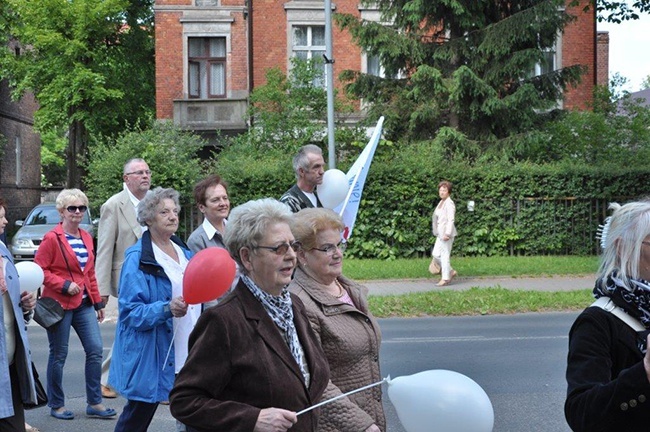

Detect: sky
[598, 14, 650, 92]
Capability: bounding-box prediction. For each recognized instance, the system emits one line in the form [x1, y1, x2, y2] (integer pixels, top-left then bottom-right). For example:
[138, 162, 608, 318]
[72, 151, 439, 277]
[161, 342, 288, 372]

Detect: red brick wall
[252, 0, 362, 92]
[562, 0, 596, 110]
[155, 10, 184, 120]
[596, 31, 609, 87]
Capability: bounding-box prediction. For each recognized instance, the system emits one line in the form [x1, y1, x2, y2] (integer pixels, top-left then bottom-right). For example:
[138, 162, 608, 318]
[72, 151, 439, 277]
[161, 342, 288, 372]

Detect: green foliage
[211, 132, 650, 258]
[336, 0, 586, 146]
[239, 58, 364, 155]
[85, 122, 210, 214]
[368, 288, 593, 317]
[642, 75, 650, 90]
[40, 129, 67, 187]
[0, 0, 155, 186]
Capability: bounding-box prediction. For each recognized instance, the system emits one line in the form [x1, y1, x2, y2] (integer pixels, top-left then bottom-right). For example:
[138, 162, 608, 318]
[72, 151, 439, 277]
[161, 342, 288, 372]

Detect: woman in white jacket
[431, 181, 457, 286]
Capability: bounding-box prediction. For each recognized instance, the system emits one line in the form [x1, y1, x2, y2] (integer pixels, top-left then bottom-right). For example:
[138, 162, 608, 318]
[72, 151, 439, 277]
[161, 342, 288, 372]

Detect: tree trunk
[66, 120, 88, 188]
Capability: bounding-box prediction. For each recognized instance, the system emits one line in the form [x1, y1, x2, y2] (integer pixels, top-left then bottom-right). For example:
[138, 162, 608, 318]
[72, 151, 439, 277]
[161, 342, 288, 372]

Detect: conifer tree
[337, 0, 587, 146]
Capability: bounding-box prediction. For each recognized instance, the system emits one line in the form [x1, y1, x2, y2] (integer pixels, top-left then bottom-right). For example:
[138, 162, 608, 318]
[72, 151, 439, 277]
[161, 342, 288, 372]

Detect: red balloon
[183, 248, 237, 305]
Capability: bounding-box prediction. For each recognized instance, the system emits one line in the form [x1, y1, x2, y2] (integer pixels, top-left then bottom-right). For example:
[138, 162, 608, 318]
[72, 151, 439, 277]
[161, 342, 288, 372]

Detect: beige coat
[432, 197, 457, 238]
[289, 267, 386, 432]
[95, 189, 143, 298]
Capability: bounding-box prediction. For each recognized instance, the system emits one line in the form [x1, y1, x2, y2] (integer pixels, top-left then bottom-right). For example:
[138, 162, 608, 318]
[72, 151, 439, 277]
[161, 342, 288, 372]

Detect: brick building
[154, 0, 598, 139]
[0, 41, 41, 226]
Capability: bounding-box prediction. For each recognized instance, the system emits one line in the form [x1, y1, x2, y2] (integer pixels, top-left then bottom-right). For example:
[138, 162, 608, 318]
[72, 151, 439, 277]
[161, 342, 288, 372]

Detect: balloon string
[162, 320, 179, 371]
[297, 377, 387, 416]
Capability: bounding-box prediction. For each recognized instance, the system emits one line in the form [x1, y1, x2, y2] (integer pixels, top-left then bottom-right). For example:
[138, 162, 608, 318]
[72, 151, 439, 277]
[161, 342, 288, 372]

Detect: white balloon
[14, 261, 45, 293]
[317, 169, 350, 209]
[387, 370, 494, 432]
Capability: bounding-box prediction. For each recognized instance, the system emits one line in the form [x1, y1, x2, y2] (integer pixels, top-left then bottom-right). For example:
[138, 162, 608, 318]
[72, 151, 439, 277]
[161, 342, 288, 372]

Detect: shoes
[436, 279, 450, 287]
[450, 270, 458, 280]
[101, 384, 118, 398]
[51, 408, 75, 420]
[86, 405, 117, 419]
[25, 423, 40, 432]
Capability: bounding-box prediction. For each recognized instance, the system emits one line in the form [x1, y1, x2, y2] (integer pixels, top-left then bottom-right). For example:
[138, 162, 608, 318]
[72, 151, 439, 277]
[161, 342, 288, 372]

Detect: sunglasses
[255, 241, 302, 255]
[66, 205, 88, 213]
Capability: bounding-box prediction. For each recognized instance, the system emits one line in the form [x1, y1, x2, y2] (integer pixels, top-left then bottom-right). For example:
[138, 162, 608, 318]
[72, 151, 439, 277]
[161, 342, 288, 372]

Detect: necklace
[334, 279, 345, 298]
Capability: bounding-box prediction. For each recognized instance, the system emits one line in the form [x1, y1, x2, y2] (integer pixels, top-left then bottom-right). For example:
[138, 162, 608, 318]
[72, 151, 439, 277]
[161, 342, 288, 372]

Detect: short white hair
[224, 198, 293, 270]
[598, 200, 650, 289]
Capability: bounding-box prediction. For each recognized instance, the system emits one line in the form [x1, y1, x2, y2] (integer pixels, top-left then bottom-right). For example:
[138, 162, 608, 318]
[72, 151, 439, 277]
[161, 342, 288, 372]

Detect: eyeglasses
[256, 241, 302, 256]
[125, 170, 151, 176]
[66, 205, 88, 213]
[311, 241, 347, 256]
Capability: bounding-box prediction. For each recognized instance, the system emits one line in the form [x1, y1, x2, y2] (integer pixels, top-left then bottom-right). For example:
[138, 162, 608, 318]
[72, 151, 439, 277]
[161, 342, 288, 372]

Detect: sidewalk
[101, 274, 596, 322]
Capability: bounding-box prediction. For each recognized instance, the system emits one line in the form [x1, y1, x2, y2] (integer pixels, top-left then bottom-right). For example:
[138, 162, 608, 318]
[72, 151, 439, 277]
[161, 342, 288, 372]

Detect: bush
[85, 122, 212, 238]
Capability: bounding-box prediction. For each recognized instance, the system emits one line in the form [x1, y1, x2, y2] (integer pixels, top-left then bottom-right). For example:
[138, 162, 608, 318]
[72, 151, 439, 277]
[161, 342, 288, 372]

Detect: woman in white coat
[431, 181, 457, 286]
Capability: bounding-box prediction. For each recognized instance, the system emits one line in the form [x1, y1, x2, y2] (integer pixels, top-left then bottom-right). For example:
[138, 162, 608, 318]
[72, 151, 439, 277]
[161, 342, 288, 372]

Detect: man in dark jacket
[280, 145, 325, 213]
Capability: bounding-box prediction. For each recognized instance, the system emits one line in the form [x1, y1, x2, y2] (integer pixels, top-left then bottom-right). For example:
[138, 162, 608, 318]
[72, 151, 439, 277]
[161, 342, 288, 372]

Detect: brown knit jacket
[289, 267, 386, 432]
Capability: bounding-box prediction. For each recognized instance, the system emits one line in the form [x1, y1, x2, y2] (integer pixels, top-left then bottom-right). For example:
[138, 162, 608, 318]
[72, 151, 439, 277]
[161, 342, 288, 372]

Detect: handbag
[428, 256, 441, 275]
[33, 297, 64, 329]
[24, 362, 48, 410]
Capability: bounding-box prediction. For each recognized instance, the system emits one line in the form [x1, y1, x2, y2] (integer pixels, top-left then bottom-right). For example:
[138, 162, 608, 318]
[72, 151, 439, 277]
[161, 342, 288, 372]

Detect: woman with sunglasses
[287, 208, 385, 432]
[171, 198, 330, 432]
[34, 189, 116, 421]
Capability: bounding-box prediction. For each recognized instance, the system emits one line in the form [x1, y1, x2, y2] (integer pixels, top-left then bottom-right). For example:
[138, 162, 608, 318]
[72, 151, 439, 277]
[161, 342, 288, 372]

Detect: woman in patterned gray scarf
[171, 198, 330, 432]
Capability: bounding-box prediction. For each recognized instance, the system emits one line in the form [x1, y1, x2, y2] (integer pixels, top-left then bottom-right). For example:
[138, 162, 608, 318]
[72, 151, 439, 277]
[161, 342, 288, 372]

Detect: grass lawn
[343, 256, 599, 317]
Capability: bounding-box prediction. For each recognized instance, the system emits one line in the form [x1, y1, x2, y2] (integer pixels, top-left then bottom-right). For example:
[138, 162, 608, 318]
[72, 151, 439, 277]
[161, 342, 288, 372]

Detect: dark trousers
[0, 363, 26, 432]
[114, 399, 159, 432]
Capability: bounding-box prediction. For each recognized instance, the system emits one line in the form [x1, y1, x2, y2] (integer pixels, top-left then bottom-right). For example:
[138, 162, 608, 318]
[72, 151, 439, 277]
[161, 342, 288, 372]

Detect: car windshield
[25, 206, 90, 225]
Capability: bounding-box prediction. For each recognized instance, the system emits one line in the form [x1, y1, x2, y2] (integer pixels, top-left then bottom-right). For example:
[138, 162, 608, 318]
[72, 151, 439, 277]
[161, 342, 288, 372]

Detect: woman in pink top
[431, 180, 457, 286]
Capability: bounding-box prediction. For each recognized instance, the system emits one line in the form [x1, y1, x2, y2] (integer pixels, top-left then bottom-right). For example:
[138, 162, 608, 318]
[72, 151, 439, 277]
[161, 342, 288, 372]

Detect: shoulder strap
[590, 296, 646, 332]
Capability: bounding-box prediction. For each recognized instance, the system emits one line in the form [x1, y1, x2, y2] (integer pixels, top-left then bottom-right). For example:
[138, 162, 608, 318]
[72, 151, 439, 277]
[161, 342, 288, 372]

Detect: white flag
[335, 116, 384, 240]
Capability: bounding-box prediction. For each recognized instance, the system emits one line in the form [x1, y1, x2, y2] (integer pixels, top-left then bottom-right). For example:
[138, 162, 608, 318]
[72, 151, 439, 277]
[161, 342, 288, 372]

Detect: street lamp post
[324, 0, 336, 169]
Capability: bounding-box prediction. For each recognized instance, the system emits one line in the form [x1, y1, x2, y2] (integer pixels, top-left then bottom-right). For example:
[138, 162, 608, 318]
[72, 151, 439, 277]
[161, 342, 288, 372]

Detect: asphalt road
[23, 311, 579, 432]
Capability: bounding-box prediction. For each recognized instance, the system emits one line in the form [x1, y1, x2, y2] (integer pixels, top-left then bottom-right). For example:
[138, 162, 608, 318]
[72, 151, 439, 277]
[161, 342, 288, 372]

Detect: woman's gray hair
[55, 189, 88, 211]
[137, 187, 180, 226]
[224, 198, 293, 269]
[598, 200, 650, 290]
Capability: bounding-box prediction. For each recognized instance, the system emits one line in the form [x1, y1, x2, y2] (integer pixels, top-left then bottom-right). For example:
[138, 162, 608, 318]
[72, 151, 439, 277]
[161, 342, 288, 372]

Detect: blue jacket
[0, 243, 37, 418]
[108, 231, 192, 403]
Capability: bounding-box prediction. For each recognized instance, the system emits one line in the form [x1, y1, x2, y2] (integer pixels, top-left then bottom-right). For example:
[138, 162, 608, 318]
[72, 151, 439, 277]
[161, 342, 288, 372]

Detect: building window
[366, 54, 400, 79]
[188, 37, 226, 98]
[292, 25, 326, 87]
[533, 50, 556, 76]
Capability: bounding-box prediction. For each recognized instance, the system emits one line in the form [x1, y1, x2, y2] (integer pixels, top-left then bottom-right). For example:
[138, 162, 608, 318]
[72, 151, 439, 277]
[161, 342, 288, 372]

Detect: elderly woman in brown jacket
[288, 208, 385, 432]
[170, 199, 329, 432]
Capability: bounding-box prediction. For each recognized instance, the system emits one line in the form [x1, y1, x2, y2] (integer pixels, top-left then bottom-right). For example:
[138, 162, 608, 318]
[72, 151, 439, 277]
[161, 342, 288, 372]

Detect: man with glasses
[96, 158, 151, 398]
[280, 144, 325, 213]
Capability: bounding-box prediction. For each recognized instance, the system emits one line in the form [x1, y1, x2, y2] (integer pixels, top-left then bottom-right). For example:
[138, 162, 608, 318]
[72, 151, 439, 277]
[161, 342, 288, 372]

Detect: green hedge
[216, 140, 650, 258]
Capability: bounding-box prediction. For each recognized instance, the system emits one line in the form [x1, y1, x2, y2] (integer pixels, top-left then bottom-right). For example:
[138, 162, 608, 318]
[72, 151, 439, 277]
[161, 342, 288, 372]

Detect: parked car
[10, 202, 98, 261]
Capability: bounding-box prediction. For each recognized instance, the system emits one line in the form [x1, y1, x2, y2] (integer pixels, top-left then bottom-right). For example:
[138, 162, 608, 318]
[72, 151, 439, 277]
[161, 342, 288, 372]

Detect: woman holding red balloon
[171, 198, 330, 432]
[109, 187, 198, 432]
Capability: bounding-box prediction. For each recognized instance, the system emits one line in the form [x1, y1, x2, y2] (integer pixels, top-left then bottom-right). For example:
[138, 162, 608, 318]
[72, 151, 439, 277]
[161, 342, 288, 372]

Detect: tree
[583, 0, 650, 22]
[85, 122, 209, 213]
[641, 75, 650, 90]
[336, 0, 585, 149]
[0, 0, 155, 188]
